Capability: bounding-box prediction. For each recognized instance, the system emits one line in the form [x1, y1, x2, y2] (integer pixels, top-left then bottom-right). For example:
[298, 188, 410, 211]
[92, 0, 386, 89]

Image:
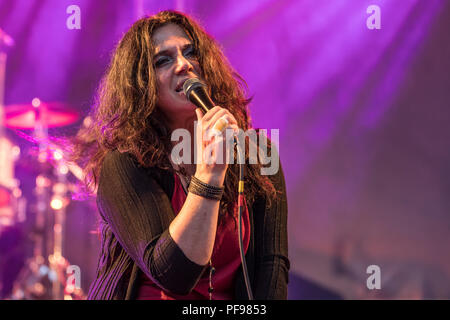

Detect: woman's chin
[177, 100, 197, 111]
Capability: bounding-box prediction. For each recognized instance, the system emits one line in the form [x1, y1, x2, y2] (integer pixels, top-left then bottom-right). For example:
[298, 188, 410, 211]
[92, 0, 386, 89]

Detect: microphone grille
[183, 78, 206, 97]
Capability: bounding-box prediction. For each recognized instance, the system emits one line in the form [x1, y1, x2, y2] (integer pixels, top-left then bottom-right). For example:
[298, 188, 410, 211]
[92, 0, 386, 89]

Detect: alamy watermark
[66, 265, 81, 290]
[366, 264, 381, 290]
[170, 123, 280, 176]
[366, 5, 381, 30]
[66, 5, 81, 30]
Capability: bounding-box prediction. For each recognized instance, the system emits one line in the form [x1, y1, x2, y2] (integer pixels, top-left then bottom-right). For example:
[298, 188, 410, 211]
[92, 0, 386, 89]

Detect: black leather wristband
[188, 175, 224, 201]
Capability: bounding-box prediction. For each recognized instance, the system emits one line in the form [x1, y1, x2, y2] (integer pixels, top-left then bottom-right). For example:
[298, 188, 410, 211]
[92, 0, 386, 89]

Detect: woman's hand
[194, 106, 239, 186]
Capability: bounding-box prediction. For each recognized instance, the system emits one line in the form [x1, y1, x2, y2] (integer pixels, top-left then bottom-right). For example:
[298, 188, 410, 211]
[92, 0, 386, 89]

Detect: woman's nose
[175, 54, 193, 74]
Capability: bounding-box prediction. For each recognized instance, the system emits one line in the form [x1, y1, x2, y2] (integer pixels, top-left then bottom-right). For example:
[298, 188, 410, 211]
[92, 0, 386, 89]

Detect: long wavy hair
[72, 10, 280, 222]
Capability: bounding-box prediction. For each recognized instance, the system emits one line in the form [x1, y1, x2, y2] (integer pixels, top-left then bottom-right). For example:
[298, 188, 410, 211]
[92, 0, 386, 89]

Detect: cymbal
[3, 102, 79, 129]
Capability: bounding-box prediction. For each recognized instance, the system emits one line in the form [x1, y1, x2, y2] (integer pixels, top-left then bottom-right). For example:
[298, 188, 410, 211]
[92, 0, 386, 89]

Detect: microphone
[183, 78, 231, 135]
[183, 78, 215, 114]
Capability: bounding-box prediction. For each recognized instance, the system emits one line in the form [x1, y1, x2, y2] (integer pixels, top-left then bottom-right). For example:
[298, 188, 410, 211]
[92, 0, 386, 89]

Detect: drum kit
[0, 29, 87, 300]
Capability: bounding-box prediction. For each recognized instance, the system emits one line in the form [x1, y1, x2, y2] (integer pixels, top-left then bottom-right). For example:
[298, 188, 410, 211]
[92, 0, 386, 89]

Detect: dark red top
[136, 173, 250, 300]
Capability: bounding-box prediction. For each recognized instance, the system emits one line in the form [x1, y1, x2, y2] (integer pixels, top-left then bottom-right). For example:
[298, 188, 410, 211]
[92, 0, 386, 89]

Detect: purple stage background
[1, 0, 449, 299]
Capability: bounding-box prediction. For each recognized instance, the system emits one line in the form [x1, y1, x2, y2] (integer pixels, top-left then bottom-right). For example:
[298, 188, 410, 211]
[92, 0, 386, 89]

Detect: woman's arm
[97, 150, 209, 295]
[98, 106, 240, 295]
[169, 106, 239, 266]
[168, 171, 223, 266]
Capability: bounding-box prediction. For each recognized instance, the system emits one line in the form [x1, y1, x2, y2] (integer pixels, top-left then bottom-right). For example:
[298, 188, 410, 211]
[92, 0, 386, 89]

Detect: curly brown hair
[72, 10, 280, 222]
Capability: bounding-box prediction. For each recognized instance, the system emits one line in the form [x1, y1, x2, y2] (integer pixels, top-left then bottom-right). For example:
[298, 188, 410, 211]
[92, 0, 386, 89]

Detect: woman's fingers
[195, 107, 204, 122]
[211, 117, 228, 135]
[195, 105, 240, 168]
[203, 107, 238, 140]
[201, 106, 238, 127]
[209, 108, 237, 127]
[199, 106, 222, 123]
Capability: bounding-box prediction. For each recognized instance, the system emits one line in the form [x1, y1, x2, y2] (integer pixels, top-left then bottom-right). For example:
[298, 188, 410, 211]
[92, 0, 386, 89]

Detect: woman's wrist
[188, 175, 224, 201]
[193, 171, 225, 188]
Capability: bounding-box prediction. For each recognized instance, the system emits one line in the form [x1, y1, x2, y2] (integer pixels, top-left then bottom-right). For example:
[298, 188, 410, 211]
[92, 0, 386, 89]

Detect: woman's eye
[155, 57, 170, 67]
[154, 47, 196, 68]
[184, 47, 197, 58]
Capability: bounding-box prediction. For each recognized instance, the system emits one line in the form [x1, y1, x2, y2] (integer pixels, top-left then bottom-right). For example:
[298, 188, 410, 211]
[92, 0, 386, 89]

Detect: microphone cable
[234, 135, 254, 300]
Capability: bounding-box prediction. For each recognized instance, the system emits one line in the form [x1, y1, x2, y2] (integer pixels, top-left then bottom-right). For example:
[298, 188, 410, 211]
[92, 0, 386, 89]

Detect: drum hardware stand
[0, 28, 83, 300]
[48, 149, 70, 300]
[10, 101, 84, 299]
[10, 101, 54, 299]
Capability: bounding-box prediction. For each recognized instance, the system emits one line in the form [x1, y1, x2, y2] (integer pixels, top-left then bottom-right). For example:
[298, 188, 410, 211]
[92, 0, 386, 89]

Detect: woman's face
[152, 23, 202, 123]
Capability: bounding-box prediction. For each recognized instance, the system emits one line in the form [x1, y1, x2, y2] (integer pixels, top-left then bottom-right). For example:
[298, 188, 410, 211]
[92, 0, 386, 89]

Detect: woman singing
[73, 10, 289, 300]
